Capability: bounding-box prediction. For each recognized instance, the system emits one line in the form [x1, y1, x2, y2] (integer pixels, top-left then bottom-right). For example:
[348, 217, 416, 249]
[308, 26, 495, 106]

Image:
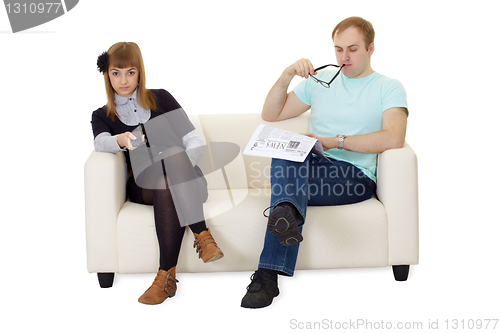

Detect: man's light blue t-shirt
[293, 70, 408, 182]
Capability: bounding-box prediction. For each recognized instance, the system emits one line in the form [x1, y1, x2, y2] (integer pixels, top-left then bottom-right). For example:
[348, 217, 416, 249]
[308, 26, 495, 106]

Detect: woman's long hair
[103, 42, 156, 121]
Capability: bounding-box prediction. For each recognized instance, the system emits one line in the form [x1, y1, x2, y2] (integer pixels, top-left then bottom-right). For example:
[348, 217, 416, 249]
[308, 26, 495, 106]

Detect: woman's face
[108, 66, 139, 97]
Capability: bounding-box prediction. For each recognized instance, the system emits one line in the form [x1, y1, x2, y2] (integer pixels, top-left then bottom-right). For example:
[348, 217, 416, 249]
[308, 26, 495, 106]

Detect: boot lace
[262, 205, 278, 218]
[246, 270, 273, 298]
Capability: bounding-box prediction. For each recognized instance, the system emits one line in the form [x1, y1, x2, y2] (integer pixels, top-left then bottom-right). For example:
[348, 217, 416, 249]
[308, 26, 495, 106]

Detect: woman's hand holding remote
[117, 132, 137, 150]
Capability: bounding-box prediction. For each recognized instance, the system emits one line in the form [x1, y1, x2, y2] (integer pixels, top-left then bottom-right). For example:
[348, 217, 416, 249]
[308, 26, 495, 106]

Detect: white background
[1, 0, 499, 331]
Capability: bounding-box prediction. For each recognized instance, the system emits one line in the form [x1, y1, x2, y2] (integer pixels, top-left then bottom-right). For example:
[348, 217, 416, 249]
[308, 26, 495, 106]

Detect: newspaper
[243, 124, 331, 163]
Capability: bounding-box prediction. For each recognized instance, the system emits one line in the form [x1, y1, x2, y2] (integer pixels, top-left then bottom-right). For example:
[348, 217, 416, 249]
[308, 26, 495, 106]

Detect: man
[241, 17, 408, 309]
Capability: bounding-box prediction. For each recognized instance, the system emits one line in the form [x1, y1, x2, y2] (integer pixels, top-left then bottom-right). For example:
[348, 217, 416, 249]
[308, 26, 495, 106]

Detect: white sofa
[85, 112, 419, 287]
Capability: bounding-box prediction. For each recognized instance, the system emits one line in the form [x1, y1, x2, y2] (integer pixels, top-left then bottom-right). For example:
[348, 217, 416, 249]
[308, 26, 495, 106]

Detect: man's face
[333, 26, 374, 79]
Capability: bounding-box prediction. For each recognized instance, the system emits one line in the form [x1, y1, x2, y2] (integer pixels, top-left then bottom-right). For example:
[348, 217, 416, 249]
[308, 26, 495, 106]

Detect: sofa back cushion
[188, 112, 310, 190]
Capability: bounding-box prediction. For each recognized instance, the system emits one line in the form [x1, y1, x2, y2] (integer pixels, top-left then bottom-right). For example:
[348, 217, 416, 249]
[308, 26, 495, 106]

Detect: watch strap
[337, 135, 345, 150]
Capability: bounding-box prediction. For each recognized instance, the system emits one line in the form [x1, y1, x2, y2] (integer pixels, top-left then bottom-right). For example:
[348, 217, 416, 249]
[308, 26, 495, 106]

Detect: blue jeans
[258, 153, 376, 276]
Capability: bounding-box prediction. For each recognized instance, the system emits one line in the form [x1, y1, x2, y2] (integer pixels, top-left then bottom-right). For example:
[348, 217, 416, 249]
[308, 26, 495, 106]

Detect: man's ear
[368, 42, 375, 56]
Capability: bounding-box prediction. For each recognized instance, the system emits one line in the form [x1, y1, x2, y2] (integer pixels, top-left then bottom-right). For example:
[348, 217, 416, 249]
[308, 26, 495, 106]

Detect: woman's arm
[182, 129, 204, 166]
[94, 132, 123, 153]
[94, 131, 137, 152]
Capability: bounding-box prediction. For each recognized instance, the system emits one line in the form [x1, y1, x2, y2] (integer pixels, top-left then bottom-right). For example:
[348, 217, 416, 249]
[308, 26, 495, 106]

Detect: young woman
[91, 42, 223, 305]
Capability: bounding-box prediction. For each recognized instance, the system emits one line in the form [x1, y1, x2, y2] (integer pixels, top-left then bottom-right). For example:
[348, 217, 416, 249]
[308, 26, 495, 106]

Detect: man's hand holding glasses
[283, 58, 317, 80]
[262, 58, 345, 122]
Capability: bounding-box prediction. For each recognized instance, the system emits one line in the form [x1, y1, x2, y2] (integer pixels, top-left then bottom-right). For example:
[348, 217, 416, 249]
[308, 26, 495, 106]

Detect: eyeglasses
[310, 64, 345, 88]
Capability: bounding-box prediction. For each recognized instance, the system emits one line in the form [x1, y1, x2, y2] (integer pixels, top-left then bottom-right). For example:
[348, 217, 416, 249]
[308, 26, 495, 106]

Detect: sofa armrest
[376, 142, 419, 265]
[84, 151, 127, 273]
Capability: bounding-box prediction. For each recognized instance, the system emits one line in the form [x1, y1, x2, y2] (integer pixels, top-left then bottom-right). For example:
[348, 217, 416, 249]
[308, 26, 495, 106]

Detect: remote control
[131, 136, 146, 147]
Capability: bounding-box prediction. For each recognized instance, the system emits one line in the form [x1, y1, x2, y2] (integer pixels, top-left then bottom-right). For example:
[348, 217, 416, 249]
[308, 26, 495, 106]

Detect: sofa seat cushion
[116, 189, 388, 273]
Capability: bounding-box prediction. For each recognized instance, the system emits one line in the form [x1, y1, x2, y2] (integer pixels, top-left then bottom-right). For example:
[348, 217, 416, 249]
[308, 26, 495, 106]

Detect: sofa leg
[97, 273, 115, 288]
[392, 265, 410, 281]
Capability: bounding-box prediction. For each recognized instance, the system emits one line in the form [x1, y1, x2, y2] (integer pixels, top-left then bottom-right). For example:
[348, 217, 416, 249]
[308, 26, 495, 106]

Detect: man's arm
[304, 107, 408, 153]
[262, 59, 314, 122]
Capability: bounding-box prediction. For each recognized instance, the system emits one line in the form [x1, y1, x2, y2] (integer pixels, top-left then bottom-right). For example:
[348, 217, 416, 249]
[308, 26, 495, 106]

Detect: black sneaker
[266, 204, 303, 246]
[241, 270, 279, 309]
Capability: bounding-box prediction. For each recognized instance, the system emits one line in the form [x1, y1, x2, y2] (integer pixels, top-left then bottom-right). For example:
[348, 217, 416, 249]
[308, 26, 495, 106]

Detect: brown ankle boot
[193, 228, 224, 263]
[138, 267, 178, 305]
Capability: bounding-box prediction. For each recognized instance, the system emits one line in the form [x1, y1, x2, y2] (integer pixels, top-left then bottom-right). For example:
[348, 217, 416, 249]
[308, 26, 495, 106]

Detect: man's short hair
[332, 17, 375, 51]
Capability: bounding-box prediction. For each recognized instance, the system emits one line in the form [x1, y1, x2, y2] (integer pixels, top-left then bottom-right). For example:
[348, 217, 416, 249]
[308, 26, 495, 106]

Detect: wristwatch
[337, 135, 346, 150]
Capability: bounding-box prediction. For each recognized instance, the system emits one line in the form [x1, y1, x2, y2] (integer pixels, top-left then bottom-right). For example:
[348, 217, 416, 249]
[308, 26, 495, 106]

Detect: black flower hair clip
[97, 51, 109, 73]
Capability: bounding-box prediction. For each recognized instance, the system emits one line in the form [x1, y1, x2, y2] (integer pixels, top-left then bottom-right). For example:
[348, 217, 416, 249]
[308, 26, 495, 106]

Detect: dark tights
[128, 147, 208, 271]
